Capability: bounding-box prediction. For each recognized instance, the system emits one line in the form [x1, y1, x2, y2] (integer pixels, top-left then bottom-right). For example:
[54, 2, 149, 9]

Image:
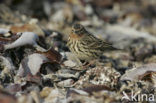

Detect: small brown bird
[67, 23, 118, 61]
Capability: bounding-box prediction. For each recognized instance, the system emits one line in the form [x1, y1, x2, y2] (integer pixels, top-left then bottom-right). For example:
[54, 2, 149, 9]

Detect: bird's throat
[69, 33, 84, 39]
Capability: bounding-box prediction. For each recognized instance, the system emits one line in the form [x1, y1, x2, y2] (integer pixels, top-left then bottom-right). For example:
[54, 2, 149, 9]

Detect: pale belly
[73, 50, 102, 61]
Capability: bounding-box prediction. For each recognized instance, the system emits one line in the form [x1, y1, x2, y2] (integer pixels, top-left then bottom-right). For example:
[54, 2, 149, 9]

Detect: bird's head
[71, 23, 86, 36]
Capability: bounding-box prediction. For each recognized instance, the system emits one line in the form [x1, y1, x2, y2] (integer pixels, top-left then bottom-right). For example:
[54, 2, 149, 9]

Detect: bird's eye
[75, 30, 80, 34]
[74, 24, 80, 29]
[72, 23, 84, 35]
[73, 23, 83, 31]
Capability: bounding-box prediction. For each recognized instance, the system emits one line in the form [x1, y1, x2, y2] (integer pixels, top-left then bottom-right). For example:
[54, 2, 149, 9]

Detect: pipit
[67, 23, 118, 62]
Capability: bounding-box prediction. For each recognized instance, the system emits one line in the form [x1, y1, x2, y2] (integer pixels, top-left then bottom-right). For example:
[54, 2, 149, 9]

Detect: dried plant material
[57, 69, 80, 79]
[25, 74, 42, 84]
[0, 89, 17, 103]
[66, 0, 82, 5]
[119, 12, 142, 27]
[72, 6, 87, 21]
[6, 84, 21, 94]
[4, 32, 39, 50]
[51, 5, 73, 24]
[82, 85, 113, 94]
[57, 79, 74, 87]
[66, 90, 116, 103]
[17, 53, 49, 77]
[39, 48, 62, 63]
[34, 44, 47, 52]
[0, 4, 22, 23]
[0, 35, 19, 52]
[0, 36, 16, 49]
[17, 95, 32, 103]
[0, 56, 14, 84]
[0, 37, 10, 43]
[43, 88, 65, 103]
[67, 95, 97, 103]
[75, 66, 120, 88]
[67, 88, 89, 97]
[120, 63, 156, 81]
[105, 25, 156, 43]
[40, 87, 53, 98]
[0, 56, 15, 71]
[151, 72, 156, 87]
[131, 43, 154, 61]
[17, 91, 41, 103]
[0, 33, 19, 43]
[144, 55, 156, 63]
[64, 52, 82, 66]
[10, 23, 45, 37]
[29, 91, 41, 103]
[63, 60, 77, 67]
[91, 0, 113, 7]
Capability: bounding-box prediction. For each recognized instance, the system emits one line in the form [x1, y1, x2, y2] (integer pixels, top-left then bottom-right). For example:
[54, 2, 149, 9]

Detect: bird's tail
[106, 45, 122, 51]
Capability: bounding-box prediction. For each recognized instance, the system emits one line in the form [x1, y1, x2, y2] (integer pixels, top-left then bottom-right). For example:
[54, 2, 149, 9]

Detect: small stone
[40, 87, 53, 98]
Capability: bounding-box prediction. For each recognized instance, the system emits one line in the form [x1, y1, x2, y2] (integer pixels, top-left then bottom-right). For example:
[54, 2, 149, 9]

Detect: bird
[67, 23, 118, 61]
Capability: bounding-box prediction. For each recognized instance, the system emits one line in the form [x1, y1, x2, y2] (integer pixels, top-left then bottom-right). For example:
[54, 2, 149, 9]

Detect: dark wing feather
[83, 33, 118, 51]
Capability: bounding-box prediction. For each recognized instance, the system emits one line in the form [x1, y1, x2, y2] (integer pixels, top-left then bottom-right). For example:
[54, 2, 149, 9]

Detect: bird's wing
[92, 40, 116, 51]
[84, 34, 117, 51]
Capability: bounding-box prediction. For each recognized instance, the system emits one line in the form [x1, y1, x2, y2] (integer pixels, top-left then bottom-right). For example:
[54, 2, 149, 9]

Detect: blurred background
[0, 0, 156, 34]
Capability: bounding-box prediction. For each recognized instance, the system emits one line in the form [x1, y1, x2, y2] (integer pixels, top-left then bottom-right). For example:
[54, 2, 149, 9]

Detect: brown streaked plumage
[67, 23, 118, 61]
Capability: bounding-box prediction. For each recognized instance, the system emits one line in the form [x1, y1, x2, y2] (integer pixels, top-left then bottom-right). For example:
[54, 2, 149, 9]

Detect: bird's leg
[81, 60, 88, 66]
[81, 59, 97, 68]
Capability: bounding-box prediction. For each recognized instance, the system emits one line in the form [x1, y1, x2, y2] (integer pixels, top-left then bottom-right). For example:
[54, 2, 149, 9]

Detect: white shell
[17, 53, 49, 76]
[120, 63, 156, 81]
[4, 32, 39, 50]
